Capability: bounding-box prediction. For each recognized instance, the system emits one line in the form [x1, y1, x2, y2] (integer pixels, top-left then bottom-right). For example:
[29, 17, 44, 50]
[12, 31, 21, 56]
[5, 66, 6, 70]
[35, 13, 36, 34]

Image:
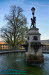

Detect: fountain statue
[25, 7, 44, 65]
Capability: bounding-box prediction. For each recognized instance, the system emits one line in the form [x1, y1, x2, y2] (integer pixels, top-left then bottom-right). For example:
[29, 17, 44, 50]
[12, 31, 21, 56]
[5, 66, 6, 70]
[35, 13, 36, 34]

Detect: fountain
[25, 7, 44, 65]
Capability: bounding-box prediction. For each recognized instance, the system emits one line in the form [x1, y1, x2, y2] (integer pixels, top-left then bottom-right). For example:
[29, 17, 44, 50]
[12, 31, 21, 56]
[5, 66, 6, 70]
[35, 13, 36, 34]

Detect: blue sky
[0, 0, 49, 40]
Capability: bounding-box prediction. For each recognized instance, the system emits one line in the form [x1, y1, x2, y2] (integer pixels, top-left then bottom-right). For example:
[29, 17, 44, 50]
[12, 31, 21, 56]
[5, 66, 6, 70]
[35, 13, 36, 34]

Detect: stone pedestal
[25, 27, 44, 65]
[27, 27, 41, 54]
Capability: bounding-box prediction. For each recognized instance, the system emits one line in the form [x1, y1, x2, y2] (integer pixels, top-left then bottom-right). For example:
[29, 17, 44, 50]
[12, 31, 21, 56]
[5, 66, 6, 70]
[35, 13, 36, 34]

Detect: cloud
[32, 2, 49, 7]
[41, 34, 49, 40]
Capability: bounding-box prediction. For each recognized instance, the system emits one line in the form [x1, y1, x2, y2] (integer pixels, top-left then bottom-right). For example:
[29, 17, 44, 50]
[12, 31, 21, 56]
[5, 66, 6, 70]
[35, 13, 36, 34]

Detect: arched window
[33, 36, 38, 40]
[28, 37, 29, 40]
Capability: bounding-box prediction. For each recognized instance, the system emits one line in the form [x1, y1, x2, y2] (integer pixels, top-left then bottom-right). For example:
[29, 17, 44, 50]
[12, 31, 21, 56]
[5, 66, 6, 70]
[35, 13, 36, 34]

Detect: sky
[0, 0, 49, 40]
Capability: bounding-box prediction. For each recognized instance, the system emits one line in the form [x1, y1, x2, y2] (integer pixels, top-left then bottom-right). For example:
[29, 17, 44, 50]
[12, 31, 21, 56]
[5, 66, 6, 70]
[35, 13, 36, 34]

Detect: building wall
[0, 41, 9, 50]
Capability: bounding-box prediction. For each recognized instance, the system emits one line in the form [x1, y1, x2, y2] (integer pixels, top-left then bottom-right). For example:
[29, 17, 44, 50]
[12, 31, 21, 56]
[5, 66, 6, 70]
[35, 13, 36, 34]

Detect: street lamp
[31, 7, 36, 28]
[31, 7, 35, 16]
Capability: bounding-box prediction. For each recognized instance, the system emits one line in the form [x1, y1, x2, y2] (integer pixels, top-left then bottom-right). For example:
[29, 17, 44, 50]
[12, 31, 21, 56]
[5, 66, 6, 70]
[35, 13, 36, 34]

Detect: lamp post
[31, 7, 35, 17]
[31, 7, 36, 28]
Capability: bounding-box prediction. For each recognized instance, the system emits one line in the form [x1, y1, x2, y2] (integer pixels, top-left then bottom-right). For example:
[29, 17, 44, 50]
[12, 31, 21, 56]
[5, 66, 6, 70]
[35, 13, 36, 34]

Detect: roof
[28, 33, 41, 35]
[0, 41, 8, 44]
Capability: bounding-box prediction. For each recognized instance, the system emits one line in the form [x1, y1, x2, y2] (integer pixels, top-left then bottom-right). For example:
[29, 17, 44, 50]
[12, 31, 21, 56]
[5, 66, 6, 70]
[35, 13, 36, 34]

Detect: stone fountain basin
[25, 54, 44, 65]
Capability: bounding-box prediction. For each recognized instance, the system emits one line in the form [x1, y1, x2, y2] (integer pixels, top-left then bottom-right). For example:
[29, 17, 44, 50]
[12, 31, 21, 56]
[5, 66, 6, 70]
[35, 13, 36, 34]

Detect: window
[33, 36, 38, 40]
[28, 37, 29, 40]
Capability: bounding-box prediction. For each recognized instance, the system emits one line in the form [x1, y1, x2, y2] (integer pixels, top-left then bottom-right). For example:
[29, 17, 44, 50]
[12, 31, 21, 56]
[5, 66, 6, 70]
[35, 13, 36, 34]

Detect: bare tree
[1, 5, 28, 48]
